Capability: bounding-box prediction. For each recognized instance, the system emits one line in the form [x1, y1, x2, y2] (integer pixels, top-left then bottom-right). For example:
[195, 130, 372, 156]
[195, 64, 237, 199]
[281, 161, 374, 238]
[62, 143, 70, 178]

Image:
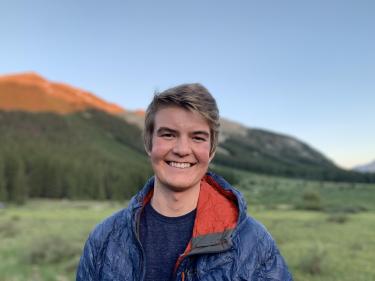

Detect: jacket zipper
[174, 245, 234, 281]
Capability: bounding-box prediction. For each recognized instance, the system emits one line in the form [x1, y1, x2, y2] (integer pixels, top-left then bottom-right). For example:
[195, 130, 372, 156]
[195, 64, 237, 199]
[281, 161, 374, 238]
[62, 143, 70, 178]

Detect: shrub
[327, 213, 349, 224]
[299, 245, 326, 275]
[0, 220, 18, 238]
[24, 235, 81, 264]
[325, 205, 368, 214]
[295, 189, 322, 210]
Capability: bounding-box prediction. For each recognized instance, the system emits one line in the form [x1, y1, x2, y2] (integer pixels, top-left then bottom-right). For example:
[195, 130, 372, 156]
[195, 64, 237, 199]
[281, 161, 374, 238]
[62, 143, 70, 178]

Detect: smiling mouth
[166, 161, 196, 169]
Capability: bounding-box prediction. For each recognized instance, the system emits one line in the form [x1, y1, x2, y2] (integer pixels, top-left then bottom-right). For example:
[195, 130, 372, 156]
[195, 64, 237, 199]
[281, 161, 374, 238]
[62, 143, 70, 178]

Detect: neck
[151, 181, 201, 217]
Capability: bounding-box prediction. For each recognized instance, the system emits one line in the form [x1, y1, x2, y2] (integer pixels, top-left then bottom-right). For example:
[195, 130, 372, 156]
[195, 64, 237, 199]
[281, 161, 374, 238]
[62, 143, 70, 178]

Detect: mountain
[353, 160, 375, 173]
[0, 73, 152, 203]
[0, 71, 335, 174]
[1, 72, 374, 203]
[0, 72, 124, 115]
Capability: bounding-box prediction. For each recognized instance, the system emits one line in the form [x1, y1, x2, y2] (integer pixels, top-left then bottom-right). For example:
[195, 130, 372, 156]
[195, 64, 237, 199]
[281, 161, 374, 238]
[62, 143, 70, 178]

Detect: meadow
[0, 172, 374, 281]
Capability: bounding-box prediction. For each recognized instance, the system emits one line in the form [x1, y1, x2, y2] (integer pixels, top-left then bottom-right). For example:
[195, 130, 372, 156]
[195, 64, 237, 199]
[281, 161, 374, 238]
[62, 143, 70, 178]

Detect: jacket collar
[130, 172, 246, 256]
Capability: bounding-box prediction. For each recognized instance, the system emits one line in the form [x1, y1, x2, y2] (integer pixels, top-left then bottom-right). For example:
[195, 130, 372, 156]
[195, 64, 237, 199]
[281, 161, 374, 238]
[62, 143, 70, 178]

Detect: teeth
[168, 162, 192, 169]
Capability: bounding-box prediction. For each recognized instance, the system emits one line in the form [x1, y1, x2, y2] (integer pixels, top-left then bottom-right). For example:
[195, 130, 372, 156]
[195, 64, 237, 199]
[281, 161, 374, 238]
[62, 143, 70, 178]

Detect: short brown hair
[144, 83, 220, 156]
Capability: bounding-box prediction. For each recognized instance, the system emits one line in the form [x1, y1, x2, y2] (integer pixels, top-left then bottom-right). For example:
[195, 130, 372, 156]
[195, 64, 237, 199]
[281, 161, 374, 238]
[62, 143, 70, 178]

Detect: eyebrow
[156, 127, 177, 135]
[156, 127, 210, 137]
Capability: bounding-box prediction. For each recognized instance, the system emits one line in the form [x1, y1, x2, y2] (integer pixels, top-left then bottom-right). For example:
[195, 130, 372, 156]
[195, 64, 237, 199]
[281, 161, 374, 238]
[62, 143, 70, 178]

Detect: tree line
[0, 148, 152, 204]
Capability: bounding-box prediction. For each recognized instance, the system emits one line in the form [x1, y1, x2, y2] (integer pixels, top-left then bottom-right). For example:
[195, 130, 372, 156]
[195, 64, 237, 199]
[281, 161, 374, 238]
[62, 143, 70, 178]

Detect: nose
[172, 136, 192, 157]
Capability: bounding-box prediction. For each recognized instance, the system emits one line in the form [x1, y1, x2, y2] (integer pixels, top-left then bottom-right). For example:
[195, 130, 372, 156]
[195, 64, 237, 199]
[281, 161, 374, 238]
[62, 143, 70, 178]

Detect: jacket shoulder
[89, 207, 131, 246]
[237, 215, 271, 238]
[76, 207, 133, 281]
[234, 215, 293, 280]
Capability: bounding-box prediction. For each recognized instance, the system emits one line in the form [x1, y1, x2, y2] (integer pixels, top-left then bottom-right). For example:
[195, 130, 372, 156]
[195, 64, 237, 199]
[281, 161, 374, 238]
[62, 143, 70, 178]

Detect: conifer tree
[0, 158, 8, 202]
[4, 154, 27, 204]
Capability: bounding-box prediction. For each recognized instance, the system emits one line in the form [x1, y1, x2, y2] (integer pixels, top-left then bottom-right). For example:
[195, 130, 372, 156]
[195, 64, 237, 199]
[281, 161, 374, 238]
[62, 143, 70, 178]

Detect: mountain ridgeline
[0, 73, 373, 203]
[215, 128, 371, 182]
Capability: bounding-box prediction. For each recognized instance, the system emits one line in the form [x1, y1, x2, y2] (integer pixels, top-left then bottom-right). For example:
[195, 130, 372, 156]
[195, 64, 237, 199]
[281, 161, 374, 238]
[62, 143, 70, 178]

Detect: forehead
[154, 106, 210, 132]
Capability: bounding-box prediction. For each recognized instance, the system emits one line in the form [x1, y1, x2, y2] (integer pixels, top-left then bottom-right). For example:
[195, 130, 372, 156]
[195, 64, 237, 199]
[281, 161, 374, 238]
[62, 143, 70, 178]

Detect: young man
[76, 84, 293, 281]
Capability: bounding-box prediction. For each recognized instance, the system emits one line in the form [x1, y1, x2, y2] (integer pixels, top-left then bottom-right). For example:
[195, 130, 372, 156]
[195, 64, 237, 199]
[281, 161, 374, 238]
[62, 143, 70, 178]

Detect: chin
[157, 177, 202, 193]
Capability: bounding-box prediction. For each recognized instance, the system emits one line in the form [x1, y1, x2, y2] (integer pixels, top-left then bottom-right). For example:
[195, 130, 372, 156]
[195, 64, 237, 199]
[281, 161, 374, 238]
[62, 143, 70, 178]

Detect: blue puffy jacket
[76, 172, 293, 280]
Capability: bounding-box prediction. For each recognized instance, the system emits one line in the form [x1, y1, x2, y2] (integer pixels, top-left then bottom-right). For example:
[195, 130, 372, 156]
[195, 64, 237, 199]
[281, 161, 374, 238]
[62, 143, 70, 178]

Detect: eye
[193, 136, 207, 142]
[161, 133, 175, 140]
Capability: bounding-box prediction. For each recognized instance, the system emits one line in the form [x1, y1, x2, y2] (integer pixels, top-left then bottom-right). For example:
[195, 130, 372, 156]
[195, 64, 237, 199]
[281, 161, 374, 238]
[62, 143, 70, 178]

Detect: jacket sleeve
[255, 231, 293, 281]
[76, 234, 98, 281]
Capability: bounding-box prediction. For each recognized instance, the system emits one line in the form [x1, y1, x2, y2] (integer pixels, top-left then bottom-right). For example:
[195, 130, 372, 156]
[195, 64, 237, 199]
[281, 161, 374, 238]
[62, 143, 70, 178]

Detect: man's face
[149, 106, 213, 192]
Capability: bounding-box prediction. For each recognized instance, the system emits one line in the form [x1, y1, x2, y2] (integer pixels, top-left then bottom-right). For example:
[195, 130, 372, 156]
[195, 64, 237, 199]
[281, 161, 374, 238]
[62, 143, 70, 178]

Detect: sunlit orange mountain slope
[0, 72, 125, 115]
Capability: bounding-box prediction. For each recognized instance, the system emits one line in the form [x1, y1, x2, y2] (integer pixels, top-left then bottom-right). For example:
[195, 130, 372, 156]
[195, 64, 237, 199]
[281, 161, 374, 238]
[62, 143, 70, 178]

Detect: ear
[144, 144, 151, 157]
[209, 150, 216, 162]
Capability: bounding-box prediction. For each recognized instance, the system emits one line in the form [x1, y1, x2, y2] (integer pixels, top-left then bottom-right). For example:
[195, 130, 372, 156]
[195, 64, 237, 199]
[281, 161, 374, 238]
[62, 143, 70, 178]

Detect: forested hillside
[214, 128, 375, 182]
[0, 110, 152, 203]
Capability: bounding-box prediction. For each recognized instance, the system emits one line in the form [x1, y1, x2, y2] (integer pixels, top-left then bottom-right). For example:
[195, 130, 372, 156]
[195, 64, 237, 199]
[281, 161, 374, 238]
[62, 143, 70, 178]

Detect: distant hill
[1, 72, 374, 202]
[0, 72, 124, 114]
[353, 160, 375, 173]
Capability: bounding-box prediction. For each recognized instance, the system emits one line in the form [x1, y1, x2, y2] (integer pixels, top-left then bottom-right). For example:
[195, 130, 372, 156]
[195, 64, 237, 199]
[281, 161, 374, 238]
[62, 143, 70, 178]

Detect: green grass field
[0, 173, 374, 281]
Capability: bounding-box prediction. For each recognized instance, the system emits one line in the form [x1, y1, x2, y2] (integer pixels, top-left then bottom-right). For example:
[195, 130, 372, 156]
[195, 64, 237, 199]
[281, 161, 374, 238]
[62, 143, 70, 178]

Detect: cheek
[150, 139, 170, 159]
[195, 144, 211, 163]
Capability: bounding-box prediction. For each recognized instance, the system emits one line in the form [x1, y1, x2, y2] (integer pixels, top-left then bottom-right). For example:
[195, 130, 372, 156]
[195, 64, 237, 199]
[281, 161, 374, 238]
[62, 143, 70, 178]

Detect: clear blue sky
[1, 0, 374, 168]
